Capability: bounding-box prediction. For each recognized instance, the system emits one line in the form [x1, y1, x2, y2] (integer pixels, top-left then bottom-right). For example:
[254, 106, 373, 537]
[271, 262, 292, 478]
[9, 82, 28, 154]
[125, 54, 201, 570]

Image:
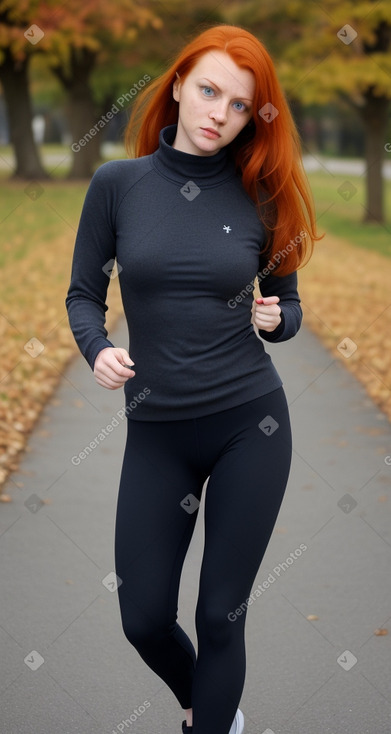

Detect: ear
[173, 71, 181, 102]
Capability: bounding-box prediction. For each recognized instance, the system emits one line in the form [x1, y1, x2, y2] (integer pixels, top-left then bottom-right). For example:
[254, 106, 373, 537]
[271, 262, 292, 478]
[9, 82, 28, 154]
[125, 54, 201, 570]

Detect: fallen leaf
[72, 399, 85, 408]
[299, 234, 391, 423]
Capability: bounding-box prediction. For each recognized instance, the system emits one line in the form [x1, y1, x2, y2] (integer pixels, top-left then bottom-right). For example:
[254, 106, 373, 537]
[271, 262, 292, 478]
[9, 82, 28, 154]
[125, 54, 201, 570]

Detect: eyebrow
[201, 77, 253, 102]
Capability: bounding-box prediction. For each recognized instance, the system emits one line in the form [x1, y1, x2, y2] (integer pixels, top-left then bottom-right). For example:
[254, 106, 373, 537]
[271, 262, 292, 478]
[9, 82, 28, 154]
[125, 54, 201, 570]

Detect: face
[172, 50, 255, 156]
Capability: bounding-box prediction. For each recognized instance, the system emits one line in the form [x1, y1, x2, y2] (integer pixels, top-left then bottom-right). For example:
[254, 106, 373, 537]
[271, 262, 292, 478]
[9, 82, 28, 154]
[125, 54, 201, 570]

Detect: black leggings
[114, 387, 292, 734]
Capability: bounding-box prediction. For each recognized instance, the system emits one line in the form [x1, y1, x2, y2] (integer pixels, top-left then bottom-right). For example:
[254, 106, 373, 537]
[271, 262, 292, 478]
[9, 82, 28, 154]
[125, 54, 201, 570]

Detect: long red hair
[124, 24, 321, 275]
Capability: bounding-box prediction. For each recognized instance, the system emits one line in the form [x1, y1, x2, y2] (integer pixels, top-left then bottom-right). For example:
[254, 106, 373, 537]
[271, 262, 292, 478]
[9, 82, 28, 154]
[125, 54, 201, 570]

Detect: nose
[208, 100, 228, 124]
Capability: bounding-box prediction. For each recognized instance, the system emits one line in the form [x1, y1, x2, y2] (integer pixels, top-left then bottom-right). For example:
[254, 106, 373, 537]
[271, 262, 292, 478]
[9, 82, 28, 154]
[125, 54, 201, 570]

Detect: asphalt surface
[0, 316, 390, 734]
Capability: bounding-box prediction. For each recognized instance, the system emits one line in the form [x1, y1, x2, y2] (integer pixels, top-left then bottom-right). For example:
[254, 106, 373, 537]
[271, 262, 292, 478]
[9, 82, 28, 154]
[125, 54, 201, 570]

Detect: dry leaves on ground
[298, 233, 391, 423]
[0, 233, 124, 495]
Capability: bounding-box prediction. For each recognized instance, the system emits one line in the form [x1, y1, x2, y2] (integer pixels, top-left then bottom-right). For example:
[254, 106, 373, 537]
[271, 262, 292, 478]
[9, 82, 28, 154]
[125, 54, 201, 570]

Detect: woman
[66, 24, 320, 734]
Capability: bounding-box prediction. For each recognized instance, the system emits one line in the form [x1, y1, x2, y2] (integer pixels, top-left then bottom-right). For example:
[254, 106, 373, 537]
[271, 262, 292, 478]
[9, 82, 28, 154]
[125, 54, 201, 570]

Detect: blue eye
[233, 102, 246, 112]
[202, 86, 215, 96]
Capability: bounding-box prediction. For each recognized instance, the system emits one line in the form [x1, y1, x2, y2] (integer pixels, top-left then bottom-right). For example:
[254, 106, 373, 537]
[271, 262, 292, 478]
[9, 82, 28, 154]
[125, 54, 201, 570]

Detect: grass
[306, 170, 391, 259]
[0, 182, 87, 268]
[1, 141, 390, 254]
[0, 142, 127, 182]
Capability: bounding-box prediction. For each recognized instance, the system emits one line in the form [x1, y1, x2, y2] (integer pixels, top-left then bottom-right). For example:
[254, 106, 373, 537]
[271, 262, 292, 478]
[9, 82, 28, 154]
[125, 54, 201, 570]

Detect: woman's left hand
[251, 296, 281, 332]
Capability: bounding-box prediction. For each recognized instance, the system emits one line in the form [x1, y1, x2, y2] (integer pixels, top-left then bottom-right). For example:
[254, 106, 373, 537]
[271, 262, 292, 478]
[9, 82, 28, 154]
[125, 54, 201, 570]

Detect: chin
[194, 135, 224, 154]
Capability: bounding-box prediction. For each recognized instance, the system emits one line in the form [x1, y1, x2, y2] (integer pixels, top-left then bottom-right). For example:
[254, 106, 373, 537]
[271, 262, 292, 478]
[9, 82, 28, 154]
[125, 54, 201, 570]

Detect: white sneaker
[228, 708, 244, 734]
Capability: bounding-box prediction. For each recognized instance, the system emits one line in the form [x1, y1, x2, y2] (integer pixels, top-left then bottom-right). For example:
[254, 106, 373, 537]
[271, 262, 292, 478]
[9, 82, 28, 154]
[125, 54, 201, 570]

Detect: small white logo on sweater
[223, 225, 232, 233]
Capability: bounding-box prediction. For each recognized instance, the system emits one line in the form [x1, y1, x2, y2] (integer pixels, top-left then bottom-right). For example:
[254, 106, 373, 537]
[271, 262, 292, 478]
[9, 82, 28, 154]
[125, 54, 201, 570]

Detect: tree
[228, 0, 391, 224]
[39, 0, 226, 177]
[0, 3, 48, 179]
[41, 0, 163, 178]
[0, 0, 162, 179]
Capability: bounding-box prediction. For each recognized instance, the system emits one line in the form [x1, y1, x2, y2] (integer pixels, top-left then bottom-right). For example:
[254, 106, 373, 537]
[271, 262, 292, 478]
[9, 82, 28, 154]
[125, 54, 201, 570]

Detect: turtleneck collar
[152, 124, 236, 186]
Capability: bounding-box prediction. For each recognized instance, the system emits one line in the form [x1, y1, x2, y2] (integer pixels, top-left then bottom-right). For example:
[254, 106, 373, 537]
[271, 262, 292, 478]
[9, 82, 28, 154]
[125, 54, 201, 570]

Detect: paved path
[301, 154, 391, 179]
[1, 316, 391, 734]
[1, 146, 391, 179]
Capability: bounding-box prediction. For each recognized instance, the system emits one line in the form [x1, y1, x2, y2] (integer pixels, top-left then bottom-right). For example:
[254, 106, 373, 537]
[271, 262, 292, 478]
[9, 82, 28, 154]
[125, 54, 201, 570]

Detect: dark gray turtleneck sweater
[65, 124, 302, 420]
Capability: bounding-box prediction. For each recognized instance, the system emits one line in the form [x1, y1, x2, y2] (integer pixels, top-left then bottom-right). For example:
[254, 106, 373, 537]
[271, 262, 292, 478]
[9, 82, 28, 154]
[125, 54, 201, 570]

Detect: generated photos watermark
[71, 388, 151, 466]
[71, 74, 151, 153]
[110, 700, 151, 733]
[228, 544, 308, 621]
[228, 230, 307, 309]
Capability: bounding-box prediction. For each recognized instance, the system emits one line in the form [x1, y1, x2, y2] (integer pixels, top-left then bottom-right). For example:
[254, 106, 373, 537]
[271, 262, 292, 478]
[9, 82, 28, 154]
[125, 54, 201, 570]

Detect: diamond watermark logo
[102, 572, 122, 592]
[102, 259, 123, 279]
[24, 494, 44, 514]
[24, 650, 44, 670]
[24, 24, 44, 45]
[337, 494, 357, 514]
[337, 181, 357, 201]
[180, 181, 201, 201]
[258, 103, 279, 122]
[24, 337, 45, 358]
[337, 337, 357, 358]
[180, 494, 200, 514]
[337, 650, 357, 671]
[337, 25, 358, 45]
[258, 416, 279, 436]
[24, 182, 45, 200]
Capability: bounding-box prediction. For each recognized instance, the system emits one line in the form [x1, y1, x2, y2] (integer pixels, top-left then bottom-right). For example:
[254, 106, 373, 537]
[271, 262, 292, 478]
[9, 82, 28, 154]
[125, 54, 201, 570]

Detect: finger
[104, 355, 136, 378]
[103, 348, 135, 375]
[260, 296, 280, 305]
[255, 305, 281, 317]
[95, 377, 124, 390]
[96, 363, 132, 383]
[254, 311, 281, 326]
[115, 348, 135, 368]
[256, 307, 281, 320]
[256, 324, 275, 333]
[118, 364, 136, 377]
[255, 318, 278, 329]
[95, 369, 135, 388]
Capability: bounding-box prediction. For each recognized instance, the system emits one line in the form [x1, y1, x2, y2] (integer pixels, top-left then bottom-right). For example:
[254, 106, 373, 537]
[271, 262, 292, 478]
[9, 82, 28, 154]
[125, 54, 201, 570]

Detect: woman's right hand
[93, 347, 135, 389]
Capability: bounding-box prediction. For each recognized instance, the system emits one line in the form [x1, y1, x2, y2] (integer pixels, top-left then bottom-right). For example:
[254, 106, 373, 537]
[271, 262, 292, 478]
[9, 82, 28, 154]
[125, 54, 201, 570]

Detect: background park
[0, 0, 391, 492]
[0, 2, 391, 733]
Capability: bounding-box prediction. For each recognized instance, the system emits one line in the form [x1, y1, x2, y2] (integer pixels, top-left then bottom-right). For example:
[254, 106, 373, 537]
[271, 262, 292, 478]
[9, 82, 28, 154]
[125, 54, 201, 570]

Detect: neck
[152, 124, 235, 186]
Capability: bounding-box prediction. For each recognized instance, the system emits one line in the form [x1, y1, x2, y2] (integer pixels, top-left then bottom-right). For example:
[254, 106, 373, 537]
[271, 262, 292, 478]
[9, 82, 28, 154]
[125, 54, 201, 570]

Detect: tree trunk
[359, 89, 389, 224]
[0, 49, 48, 180]
[51, 48, 101, 179]
[359, 17, 391, 225]
[66, 89, 101, 179]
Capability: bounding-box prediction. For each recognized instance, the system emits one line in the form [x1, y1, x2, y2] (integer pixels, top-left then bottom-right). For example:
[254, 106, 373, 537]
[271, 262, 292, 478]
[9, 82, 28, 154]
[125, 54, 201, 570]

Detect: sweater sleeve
[65, 163, 118, 370]
[256, 267, 302, 343]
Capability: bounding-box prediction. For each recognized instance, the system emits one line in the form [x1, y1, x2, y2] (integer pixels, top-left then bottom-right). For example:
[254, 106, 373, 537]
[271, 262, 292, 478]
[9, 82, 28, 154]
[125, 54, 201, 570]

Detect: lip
[200, 127, 221, 139]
